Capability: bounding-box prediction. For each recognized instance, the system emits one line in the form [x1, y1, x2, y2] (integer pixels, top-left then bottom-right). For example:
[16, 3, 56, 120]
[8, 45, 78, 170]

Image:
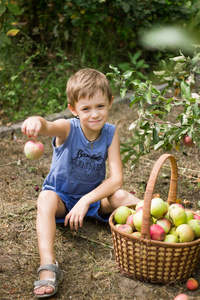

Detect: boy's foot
[34, 262, 63, 298]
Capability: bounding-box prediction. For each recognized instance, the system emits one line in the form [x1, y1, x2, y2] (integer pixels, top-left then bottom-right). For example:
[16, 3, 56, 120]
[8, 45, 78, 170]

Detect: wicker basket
[109, 154, 200, 284]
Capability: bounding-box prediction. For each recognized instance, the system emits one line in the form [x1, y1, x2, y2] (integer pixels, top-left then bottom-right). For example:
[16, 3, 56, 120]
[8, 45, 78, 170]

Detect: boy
[21, 68, 139, 298]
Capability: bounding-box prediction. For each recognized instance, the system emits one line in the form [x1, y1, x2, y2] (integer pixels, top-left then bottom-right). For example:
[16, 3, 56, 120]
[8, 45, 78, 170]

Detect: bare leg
[34, 190, 67, 296]
[99, 189, 140, 215]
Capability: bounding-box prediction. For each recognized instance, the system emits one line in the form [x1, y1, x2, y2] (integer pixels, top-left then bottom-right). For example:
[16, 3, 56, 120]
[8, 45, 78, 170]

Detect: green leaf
[180, 81, 191, 99]
[122, 70, 133, 79]
[0, 5, 6, 15]
[193, 102, 199, 116]
[120, 88, 127, 99]
[154, 140, 164, 150]
[7, 3, 21, 15]
[153, 123, 160, 143]
[144, 90, 152, 104]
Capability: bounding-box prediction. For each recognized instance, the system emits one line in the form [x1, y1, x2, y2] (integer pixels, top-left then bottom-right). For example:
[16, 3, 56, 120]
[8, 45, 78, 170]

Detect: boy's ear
[109, 96, 114, 110]
[68, 104, 78, 116]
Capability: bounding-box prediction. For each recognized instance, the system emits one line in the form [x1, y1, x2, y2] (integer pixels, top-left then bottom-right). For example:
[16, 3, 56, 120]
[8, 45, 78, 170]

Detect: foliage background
[0, 0, 198, 123]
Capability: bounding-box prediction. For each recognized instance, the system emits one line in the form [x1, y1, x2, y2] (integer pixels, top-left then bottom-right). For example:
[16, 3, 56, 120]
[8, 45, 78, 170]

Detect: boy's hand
[21, 117, 42, 139]
[64, 198, 90, 230]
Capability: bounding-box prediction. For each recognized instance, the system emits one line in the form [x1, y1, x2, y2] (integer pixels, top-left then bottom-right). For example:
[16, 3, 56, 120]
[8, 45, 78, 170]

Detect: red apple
[24, 140, 44, 160]
[150, 224, 166, 241]
[194, 214, 200, 220]
[126, 214, 135, 229]
[186, 278, 198, 290]
[117, 224, 133, 234]
[182, 135, 195, 147]
[114, 206, 132, 224]
[156, 218, 171, 234]
[173, 294, 189, 300]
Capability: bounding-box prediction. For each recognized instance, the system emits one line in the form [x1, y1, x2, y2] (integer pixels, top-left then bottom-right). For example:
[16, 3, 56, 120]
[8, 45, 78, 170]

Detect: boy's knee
[37, 190, 58, 210]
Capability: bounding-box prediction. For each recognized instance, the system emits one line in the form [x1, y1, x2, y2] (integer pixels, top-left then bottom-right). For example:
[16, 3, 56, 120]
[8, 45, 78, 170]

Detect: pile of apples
[114, 198, 200, 243]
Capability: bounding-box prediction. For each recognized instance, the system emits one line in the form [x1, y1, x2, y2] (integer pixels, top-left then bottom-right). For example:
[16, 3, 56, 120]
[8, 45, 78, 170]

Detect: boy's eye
[98, 105, 104, 108]
[82, 107, 89, 111]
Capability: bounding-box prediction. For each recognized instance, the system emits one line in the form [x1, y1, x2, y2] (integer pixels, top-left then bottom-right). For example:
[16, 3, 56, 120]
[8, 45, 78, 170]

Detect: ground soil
[1, 101, 200, 300]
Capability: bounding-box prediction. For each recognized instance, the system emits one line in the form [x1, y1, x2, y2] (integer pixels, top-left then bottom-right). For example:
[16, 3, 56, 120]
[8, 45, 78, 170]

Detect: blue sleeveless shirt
[43, 118, 116, 201]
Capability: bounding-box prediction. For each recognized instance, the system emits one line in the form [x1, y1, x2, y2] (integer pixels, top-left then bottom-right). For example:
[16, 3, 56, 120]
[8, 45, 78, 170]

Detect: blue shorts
[42, 187, 110, 223]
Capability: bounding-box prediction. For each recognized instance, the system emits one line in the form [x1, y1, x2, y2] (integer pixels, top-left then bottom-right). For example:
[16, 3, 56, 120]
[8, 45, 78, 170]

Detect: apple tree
[107, 48, 200, 166]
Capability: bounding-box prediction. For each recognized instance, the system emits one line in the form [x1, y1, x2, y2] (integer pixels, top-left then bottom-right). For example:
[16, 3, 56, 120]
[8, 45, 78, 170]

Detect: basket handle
[141, 154, 178, 240]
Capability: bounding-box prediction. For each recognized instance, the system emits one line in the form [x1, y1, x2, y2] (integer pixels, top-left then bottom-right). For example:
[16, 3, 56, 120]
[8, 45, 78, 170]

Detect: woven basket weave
[109, 154, 200, 284]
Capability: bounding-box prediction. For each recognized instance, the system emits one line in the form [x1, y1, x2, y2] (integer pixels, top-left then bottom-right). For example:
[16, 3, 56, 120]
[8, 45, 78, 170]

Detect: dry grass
[1, 101, 200, 300]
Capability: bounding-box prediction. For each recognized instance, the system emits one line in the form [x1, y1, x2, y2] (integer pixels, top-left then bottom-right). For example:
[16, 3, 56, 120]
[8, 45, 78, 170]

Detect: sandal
[34, 261, 63, 298]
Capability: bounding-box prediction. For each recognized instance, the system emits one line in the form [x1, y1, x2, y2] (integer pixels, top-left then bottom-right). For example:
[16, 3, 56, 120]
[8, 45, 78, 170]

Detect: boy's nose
[91, 109, 98, 118]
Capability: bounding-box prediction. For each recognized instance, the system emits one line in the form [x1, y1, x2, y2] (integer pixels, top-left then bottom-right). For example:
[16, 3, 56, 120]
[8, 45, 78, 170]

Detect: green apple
[150, 198, 168, 219]
[114, 206, 132, 224]
[176, 224, 195, 242]
[135, 200, 144, 211]
[187, 219, 200, 239]
[156, 218, 172, 234]
[163, 234, 179, 243]
[133, 209, 143, 232]
[185, 210, 194, 222]
[131, 231, 141, 238]
[169, 226, 178, 238]
[169, 206, 187, 227]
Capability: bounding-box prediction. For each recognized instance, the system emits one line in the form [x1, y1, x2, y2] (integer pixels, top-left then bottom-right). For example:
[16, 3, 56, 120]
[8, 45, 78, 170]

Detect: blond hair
[66, 68, 112, 107]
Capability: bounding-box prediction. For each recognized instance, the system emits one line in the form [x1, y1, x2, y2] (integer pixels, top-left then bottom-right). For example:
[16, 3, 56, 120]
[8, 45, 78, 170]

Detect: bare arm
[21, 116, 71, 146]
[64, 130, 123, 229]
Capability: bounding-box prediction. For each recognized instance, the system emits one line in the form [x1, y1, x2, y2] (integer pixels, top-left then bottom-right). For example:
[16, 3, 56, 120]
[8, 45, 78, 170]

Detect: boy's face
[68, 91, 113, 135]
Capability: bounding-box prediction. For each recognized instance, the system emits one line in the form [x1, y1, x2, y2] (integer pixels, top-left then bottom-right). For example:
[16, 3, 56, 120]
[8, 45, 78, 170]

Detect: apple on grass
[150, 224, 166, 241]
[114, 206, 132, 224]
[173, 294, 189, 300]
[24, 140, 44, 160]
[176, 224, 194, 242]
[186, 278, 198, 290]
[150, 198, 168, 219]
[117, 224, 133, 234]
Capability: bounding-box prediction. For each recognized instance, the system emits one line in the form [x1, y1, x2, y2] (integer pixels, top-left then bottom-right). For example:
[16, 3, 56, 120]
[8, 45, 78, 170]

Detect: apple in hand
[150, 224, 166, 241]
[182, 135, 195, 147]
[24, 140, 44, 160]
[117, 224, 133, 234]
[187, 219, 200, 239]
[156, 218, 171, 234]
[150, 198, 168, 219]
[114, 206, 132, 224]
[173, 294, 189, 300]
[186, 278, 198, 290]
[164, 234, 179, 243]
[176, 224, 194, 242]
[169, 206, 187, 227]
